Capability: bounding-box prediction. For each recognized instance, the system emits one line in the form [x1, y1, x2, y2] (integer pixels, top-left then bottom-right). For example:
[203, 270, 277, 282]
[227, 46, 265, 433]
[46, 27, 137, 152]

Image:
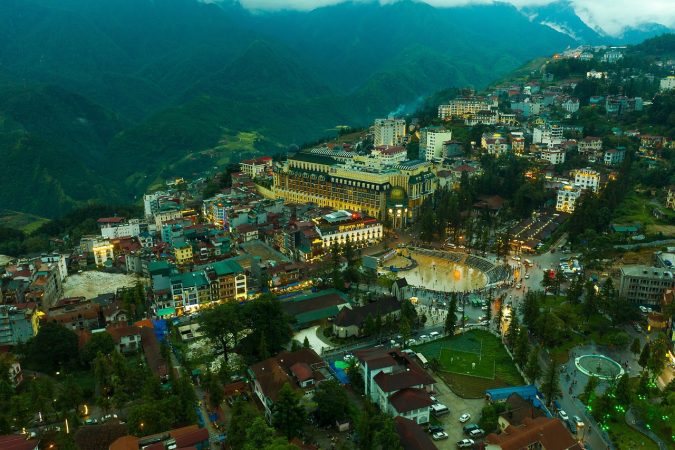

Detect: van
[430, 403, 449, 416]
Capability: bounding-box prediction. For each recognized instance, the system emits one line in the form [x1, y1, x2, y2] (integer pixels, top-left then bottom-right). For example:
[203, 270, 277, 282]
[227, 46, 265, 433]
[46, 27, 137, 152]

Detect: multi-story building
[481, 133, 510, 156]
[173, 241, 193, 266]
[578, 136, 603, 154]
[313, 210, 383, 249]
[660, 76, 675, 91]
[509, 134, 526, 155]
[619, 266, 675, 307]
[170, 271, 211, 314]
[561, 98, 580, 113]
[604, 148, 626, 165]
[371, 146, 407, 165]
[99, 218, 143, 239]
[204, 259, 247, 302]
[533, 122, 563, 146]
[419, 127, 453, 161]
[556, 184, 582, 213]
[92, 240, 114, 266]
[541, 147, 566, 165]
[605, 96, 643, 115]
[25, 265, 63, 308]
[240, 156, 273, 178]
[374, 118, 406, 147]
[438, 97, 495, 120]
[0, 304, 40, 346]
[271, 152, 437, 226]
[154, 206, 183, 230]
[573, 168, 600, 192]
[47, 299, 102, 331]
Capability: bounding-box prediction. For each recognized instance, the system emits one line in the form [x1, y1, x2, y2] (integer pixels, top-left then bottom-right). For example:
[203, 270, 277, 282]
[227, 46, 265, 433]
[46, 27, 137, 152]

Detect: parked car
[429, 331, 440, 339]
[459, 413, 471, 423]
[84, 418, 98, 425]
[431, 403, 450, 416]
[463, 424, 480, 434]
[432, 431, 449, 441]
[573, 415, 584, 428]
[468, 429, 484, 438]
[419, 334, 429, 341]
[428, 425, 444, 434]
[558, 410, 569, 421]
[457, 439, 475, 449]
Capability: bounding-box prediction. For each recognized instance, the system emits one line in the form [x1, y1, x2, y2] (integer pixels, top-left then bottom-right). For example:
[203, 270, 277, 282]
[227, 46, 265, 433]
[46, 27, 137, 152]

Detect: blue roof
[485, 385, 539, 402]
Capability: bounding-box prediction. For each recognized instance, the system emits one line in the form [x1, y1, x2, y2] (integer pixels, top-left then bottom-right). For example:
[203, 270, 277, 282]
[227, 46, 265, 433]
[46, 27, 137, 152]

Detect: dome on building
[389, 186, 407, 201]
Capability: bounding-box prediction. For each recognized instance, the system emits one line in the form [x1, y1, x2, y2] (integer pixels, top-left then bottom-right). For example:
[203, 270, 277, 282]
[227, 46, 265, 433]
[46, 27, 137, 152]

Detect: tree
[478, 403, 506, 434]
[444, 311, 457, 336]
[272, 383, 306, 440]
[82, 332, 115, 364]
[173, 376, 198, 425]
[314, 380, 351, 427]
[647, 334, 669, 377]
[229, 400, 261, 450]
[22, 322, 79, 373]
[303, 336, 310, 349]
[514, 328, 530, 367]
[128, 398, 176, 435]
[630, 338, 642, 356]
[638, 342, 651, 371]
[582, 376, 598, 404]
[198, 302, 244, 362]
[242, 294, 293, 362]
[540, 359, 561, 406]
[525, 346, 542, 383]
[583, 280, 598, 316]
[566, 276, 583, 305]
[522, 291, 541, 328]
[505, 314, 520, 349]
[207, 375, 223, 409]
[615, 373, 633, 406]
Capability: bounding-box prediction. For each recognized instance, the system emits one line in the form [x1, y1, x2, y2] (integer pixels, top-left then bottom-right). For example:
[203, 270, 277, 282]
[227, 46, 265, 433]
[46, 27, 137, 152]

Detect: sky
[236, 0, 675, 36]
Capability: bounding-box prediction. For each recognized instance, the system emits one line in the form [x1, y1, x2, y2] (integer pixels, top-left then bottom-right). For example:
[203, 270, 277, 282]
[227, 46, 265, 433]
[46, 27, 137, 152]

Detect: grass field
[0, 209, 50, 233]
[413, 329, 523, 398]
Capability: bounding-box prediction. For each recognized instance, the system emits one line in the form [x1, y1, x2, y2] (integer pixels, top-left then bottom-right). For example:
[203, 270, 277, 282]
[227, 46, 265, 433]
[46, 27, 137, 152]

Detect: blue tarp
[152, 319, 168, 342]
[485, 385, 539, 402]
[329, 361, 350, 384]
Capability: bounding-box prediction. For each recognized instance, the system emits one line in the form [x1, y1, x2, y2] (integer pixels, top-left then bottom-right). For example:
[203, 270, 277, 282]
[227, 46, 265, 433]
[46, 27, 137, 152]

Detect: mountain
[521, 0, 674, 44]
[0, 0, 589, 217]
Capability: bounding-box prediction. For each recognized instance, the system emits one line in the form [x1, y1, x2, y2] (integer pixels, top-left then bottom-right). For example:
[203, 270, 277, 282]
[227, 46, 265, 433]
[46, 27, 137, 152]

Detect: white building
[420, 127, 453, 161]
[556, 185, 582, 213]
[370, 146, 407, 166]
[561, 98, 580, 113]
[541, 147, 566, 165]
[533, 123, 563, 146]
[573, 168, 600, 192]
[100, 218, 143, 239]
[438, 97, 495, 119]
[374, 118, 406, 147]
[660, 76, 675, 91]
[313, 210, 383, 249]
[240, 156, 273, 178]
[92, 240, 114, 266]
[143, 191, 169, 219]
[619, 266, 675, 306]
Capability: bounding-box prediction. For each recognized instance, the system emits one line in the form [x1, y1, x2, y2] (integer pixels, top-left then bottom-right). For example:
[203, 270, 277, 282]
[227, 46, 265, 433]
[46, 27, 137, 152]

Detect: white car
[419, 334, 429, 341]
[524, 274, 530, 279]
[558, 410, 569, 421]
[573, 415, 584, 428]
[432, 431, 449, 441]
[457, 439, 475, 449]
[459, 413, 471, 423]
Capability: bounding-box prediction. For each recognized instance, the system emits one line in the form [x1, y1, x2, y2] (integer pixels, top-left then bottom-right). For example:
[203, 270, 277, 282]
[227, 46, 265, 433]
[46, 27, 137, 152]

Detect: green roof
[295, 306, 340, 325]
[212, 259, 243, 276]
[148, 260, 172, 275]
[172, 272, 209, 288]
[157, 307, 176, 316]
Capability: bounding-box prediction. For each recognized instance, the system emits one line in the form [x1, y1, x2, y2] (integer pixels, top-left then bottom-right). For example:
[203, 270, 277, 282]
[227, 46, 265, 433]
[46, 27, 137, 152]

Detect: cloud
[237, 0, 675, 36]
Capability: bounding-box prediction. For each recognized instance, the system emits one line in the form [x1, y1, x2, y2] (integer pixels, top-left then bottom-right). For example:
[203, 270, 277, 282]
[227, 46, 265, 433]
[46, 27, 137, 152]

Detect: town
[1, 39, 675, 450]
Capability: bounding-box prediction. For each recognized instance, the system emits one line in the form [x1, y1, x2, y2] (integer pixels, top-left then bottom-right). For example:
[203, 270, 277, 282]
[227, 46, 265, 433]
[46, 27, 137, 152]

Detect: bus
[415, 352, 429, 368]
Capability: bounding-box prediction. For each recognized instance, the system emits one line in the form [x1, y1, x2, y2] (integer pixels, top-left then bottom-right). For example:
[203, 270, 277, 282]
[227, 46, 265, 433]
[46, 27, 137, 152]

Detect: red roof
[373, 369, 434, 392]
[0, 435, 39, 450]
[97, 217, 125, 224]
[388, 388, 434, 413]
[394, 417, 437, 450]
[290, 362, 314, 382]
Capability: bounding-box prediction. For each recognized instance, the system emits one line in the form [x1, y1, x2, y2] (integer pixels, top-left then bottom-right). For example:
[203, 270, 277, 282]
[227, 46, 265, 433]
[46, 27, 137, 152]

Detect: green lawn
[608, 422, 659, 450]
[413, 329, 523, 398]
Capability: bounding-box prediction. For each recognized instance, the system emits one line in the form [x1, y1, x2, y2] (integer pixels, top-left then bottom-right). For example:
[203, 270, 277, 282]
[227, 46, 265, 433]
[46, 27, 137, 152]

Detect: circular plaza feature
[400, 250, 488, 292]
[574, 354, 624, 380]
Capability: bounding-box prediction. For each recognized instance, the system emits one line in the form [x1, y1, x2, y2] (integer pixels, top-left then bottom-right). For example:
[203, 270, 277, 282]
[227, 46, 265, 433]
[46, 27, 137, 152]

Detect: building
[240, 156, 273, 178]
[374, 118, 406, 147]
[272, 152, 437, 225]
[170, 271, 211, 314]
[106, 326, 142, 353]
[660, 76, 675, 91]
[47, 299, 102, 331]
[92, 240, 115, 266]
[605, 95, 643, 115]
[438, 97, 494, 119]
[485, 416, 581, 450]
[0, 304, 40, 346]
[394, 417, 437, 450]
[0, 435, 39, 450]
[248, 348, 329, 422]
[619, 265, 675, 307]
[481, 133, 510, 156]
[354, 348, 435, 425]
[533, 122, 563, 146]
[312, 210, 382, 250]
[420, 127, 453, 161]
[109, 425, 209, 450]
[541, 147, 566, 165]
[573, 168, 600, 192]
[99, 218, 143, 239]
[204, 259, 247, 302]
[556, 185, 582, 213]
[578, 136, 602, 154]
[371, 146, 407, 165]
[280, 289, 351, 330]
[561, 98, 580, 113]
[173, 241, 193, 265]
[666, 187, 675, 210]
[604, 148, 626, 165]
[333, 297, 401, 338]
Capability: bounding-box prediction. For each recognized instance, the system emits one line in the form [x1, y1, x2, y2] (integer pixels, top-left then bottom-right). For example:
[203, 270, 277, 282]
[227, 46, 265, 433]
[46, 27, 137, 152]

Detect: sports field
[413, 329, 523, 397]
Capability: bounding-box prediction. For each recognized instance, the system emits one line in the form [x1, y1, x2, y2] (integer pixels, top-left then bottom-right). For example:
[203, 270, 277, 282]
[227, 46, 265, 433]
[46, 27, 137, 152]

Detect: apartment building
[374, 118, 406, 147]
[541, 147, 566, 165]
[419, 127, 453, 161]
[619, 265, 675, 307]
[312, 210, 383, 249]
[573, 168, 600, 192]
[556, 185, 582, 213]
[0, 304, 40, 346]
[438, 97, 495, 120]
[240, 156, 273, 178]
